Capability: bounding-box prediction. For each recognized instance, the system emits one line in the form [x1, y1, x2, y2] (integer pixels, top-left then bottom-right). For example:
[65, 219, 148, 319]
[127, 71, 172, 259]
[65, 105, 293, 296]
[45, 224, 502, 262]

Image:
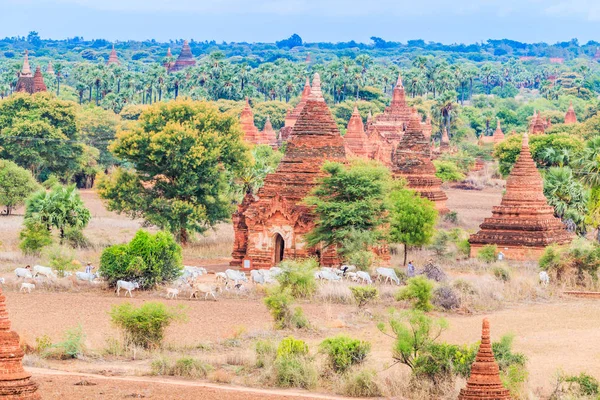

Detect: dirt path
[31, 367, 347, 399]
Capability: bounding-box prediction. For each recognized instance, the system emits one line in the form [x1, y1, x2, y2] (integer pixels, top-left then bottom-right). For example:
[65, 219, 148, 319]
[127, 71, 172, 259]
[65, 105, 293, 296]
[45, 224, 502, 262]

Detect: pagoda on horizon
[15, 51, 46, 94]
[107, 45, 121, 66]
[169, 40, 196, 72]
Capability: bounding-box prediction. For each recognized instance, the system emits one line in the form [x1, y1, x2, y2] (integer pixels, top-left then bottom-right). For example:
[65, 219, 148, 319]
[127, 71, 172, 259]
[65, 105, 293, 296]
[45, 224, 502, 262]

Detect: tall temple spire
[344, 105, 369, 158]
[260, 116, 278, 149]
[15, 50, 36, 94]
[458, 319, 511, 400]
[107, 44, 120, 66]
[469, 133, 572, 260]
[0, 286, 41, 398]
[33, 66, 47, 93]
[169, 40, 196, 72]
[493, 119, 505, 144]
[47, 61, 55, 76]
[21, 50, 32, 77]
[239, 98, 260, 144]
[308, 73, 324, 102]
[565, 101, 578, 124]
[396, 72, 403, 87]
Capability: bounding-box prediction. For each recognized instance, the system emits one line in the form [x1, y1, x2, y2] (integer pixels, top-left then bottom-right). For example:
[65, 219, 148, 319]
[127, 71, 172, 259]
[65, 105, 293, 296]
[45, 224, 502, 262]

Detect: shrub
[44, 245, 79, 277]
[255, 340, 277, 368]
[110, 302, 187, 349]
[349, 286, 378, 308]
[345, 250, 375, 272]
[100, 230, 183, 289]
[63, 227, 91, 249]
[264, 289, 308, 329]
[433, 160, 465, 182]
[319, 335, 371, 373]
[429, 231, 450, 257]
[151, 357, 212, 378]
[19, 223, 52, 256]
[273, 355, 317, 389]
[277, 337, 308, 359]
[443, 211, 458, 224]
[413, 342, 476, 382]
[396, 276, 434, 311]
[35, 335, 53, 355]
[340, 368, 382, 397]
[47, 325, 86, 359]
[456, 239, 471, 258]
[276, 258, 317, 298]
[477, 244, 498, 263]
[492, 266, 511, 282]
[432, 286, 460, 311]
[564, 373, 600, 396]
[42, 175, 60, 190]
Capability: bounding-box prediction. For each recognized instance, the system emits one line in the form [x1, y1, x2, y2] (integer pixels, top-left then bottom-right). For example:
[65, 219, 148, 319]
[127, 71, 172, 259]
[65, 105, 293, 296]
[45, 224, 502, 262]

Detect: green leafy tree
[23, 185, 91, 242]
[396, 276, 435, 311]
[543, 167, 589, 234]
[388, 188, 438, 265]
[97, 100, 250, 244]
[0, 160, 40, 215]
[305, 161, 390, 262]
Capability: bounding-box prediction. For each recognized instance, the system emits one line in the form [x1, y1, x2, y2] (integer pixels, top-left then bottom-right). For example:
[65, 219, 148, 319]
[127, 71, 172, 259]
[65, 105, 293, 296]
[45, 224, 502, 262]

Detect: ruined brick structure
[107, 45, 121, 66]
[231, 74, 346, 269]
[458, 319, 511, 400]
[392, 108, 449, 213]
[280, 78, 312, 142]
[32, 67, 46, 93]
[493, 119, 505, 144]
[564, 102, 577, 124]
[260, 116, 279, 149]
[469, 134, 572, 260]
[239, 98, 260, 144]
[169, 40, 196, 72]
[530, 111, 547, 135]
[343, 106, 370, 158]
[0, 286, 40, 399]
[367, 73, 412, 142]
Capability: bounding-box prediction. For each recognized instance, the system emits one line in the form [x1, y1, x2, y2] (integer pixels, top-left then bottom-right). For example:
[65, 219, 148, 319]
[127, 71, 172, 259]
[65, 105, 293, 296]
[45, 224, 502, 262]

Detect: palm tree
[543, 167, 588, 234]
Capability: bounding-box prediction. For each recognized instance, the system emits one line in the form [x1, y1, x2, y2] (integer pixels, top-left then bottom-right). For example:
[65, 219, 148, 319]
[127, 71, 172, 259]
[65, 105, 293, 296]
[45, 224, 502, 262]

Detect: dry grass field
[0, 186, 599, 399]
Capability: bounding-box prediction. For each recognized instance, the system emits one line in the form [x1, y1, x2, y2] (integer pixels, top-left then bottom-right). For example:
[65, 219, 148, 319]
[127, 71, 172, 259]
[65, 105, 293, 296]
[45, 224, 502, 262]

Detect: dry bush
[186, 224, 234, 259]
[314, 282, 353, 304]
[209, 369, 233, 384]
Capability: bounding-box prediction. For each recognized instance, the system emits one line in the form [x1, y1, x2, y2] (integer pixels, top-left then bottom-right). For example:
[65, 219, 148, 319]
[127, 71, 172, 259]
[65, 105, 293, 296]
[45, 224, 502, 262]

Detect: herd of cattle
[9, 264, 405, 300]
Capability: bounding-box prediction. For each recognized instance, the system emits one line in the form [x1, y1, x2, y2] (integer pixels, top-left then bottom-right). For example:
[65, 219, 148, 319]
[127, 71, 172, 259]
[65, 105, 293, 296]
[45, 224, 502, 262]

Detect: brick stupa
[344, 106, 370, 158]
[32, 67, 46, 93]
[0, 286, 41, 399]
[231, 73, 346, 269]
[46, 62, 54, 76]
[367, 73, 411, 143]
[280, 78, 312, 142]
[259, 116, 278, 149]
[239, 98, 260, 145]
[564, 102, 577, 124]
[107, 45, 121, 65]
[530, 111, 546, 135]
[469, 134, 572, 260]
[169, 40, 196, 72]
[458, 319, 511, 400]
[15, 51, 34, 94]
[493, 119, 505, 144]
[392, 108, 448, 213]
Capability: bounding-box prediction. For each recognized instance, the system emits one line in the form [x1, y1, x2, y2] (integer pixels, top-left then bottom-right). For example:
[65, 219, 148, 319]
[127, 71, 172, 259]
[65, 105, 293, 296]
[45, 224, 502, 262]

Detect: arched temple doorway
[274, 234, 285, 264]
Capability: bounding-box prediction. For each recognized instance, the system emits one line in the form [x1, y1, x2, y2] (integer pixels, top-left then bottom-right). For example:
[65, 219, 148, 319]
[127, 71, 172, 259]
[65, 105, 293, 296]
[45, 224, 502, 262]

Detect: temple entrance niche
[274, 233, 285, 264]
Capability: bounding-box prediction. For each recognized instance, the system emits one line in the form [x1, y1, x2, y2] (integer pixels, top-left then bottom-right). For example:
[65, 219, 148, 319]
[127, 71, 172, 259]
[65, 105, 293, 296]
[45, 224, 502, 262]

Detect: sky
[1, 0, 600, 44]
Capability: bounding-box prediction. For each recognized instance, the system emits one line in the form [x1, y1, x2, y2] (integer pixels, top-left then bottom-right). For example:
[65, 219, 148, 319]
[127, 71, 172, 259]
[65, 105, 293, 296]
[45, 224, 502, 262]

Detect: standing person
[407, 260, 415, 277]
[85, 262, 95, 274]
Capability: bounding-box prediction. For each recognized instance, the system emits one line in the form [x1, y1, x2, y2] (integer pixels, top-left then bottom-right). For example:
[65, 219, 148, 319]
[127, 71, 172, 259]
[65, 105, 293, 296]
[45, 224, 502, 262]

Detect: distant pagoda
[280, 78, 312, 142]
[458, 319, 511, 400]
[530, 111, 546, 135]
[32, 67, 46, 93]
[259, 116, 278, 149]
[169, 40, 196, 72]
[392, 108, 448, 213]
[107, 45, 121, 66]
[46, 61, 55, 76]
[15, 51, 34, 94]
[0, 285, 41, 399]
[440, 127, 450, 150]
[344, 106, 370, 158]
[469, 134, 572, 260]
[239, 98, 260, 144]
[493, 119, 505, 144]
[564, 102, 577, 124]
[367, 73, 411, 143]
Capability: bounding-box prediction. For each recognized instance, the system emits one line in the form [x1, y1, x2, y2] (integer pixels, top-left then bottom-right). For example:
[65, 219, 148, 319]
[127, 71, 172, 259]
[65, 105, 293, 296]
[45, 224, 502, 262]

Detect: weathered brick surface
[469, 134, 572, 260]
[169, 40, 196, 72]
[260, 116, 279, 149]
[344, 106, 370, 158]
[392, 108, 449, 213]
[239, 99, 261, 145]
[367, 73, 411, 145]
[0, 287, 40, 399]
[530, 111, 547, 135]
[15, 51, 36, 94]
[493, 119, 505, 144]
[564, 102, 578, 124]
[32, 67, 46, 93]
[458, 319, 511, 400]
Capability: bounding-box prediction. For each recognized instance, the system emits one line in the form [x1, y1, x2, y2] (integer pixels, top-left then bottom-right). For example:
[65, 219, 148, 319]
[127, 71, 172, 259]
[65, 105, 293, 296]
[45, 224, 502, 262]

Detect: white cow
[376, 267, 400, 285]
[319, 268, 342, 282]
[75, 271, 98, 282]
[346, 272, 358, 282]
[269, 267, 283, 277]
[356, 271, 373, 284]
[116, 280, 140, 297]
[190, 283, 217, 301]
[33, 265, 57, 279]
[20, 282, 35, 293]
[225, 269, 248, 284]
[166, 288, 179, 299]
[215, 272, 228, 284]
[0, 278, 5, 285]
[15, 268, 33, 280]
[539, 271, 550, 286]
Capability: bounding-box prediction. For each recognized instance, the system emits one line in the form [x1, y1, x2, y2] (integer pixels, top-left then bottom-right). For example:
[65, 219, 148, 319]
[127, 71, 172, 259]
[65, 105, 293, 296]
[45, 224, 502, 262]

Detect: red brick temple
[0, 286, 40, 399]
[564, 102, 577, 124]
[107, 45, 121, 66]
[469, 134, 572, 260]
[344, 106, 370, 158]
[231, 73, 346, 269]
[32, 67, 46, 93]
[15, 51, 35, 94]
[260, 116, 279, 149]
[493, 119, 505, 144]
[530, 111, 547, 135]
[239, 98, 260, 144]
[169, 40, 196, 72]
[392, 108, 448, 213]
[367, 73, 411, 143]
[458, 319, 511, 400]
[280, 78, 312, 142]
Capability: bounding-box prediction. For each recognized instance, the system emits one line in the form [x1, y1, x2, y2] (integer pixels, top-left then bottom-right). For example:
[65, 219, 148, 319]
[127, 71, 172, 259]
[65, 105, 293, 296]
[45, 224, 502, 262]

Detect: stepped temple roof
[281, 78, 312, 142]
[458, 319, 511, 400]
[239, 98, 260, 145]
[564, 102, 577, 124]
[259, 116, 278, 149]
[0, 286, 40, 399]
[107, 45, 120, 65]
[32, 67, 46, 93]
[493, 119, 505, 144]
[231, 73, 346, 269]
[344, 106, 370, 158]
[530, 111, 547, 135]
[367, 73, 411, 142]
[469, 134, 572, 260]
[169, 40, 196, 72]
[15, 51, 35, 94]
[392, 108, 448, 212]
